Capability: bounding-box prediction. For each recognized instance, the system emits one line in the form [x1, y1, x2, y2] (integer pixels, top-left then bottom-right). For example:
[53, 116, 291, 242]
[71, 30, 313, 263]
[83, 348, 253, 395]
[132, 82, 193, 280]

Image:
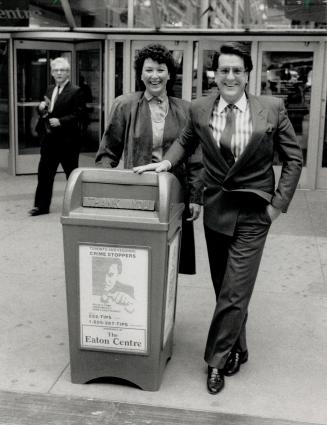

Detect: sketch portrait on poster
[163, 232, 180, 347]
[79, 244, 149, 354]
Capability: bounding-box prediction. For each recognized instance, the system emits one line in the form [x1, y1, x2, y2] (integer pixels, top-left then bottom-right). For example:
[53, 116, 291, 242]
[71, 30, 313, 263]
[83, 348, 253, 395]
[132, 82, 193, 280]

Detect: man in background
[29, 57, 85, 216]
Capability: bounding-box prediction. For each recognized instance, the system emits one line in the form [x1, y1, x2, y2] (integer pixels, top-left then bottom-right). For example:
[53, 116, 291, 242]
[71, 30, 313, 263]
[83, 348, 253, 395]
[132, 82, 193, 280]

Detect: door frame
[75, 40, 103, 167]
[13, 39, 74, 175]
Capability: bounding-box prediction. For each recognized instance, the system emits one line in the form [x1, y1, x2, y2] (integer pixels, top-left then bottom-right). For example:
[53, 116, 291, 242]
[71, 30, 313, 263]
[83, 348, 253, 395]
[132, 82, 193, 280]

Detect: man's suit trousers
[34, 138, 79, 211]
[204, 199, 271, 369]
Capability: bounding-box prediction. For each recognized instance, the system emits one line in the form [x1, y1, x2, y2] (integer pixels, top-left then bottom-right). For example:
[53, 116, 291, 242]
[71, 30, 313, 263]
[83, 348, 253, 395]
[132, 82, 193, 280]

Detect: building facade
[0, 0, 326, 189]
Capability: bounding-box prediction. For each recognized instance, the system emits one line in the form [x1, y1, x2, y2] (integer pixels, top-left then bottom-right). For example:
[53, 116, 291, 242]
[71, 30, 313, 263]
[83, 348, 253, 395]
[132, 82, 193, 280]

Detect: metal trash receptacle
[61, 168, 184, 391]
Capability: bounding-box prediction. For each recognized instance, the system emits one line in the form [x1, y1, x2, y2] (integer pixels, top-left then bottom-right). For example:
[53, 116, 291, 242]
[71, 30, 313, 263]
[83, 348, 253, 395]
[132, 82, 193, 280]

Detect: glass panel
[172, 51, 183, 98]
[0, 41, 9, 150]
[204, 0, 238, 29]
[248, 0, 327, 30]
[2, 0, 326, 29]
[203, 0, 327, 30]
[192, 42, 199, 100]
[115, 42, 124, 98]
[0, 0, 69, 27]
[200, 50, 218, 97]
[260, 51, 313, 165]
[69, 0, 128, 27]
[29, 0, 69, 27]
[16, 49, 71, 155]
[134, 49, 184, 99]
[154, 0, 202, 28]
[77, 49, 101, 153]
[133, 0, 153, 28]
[322, 99, 327, 167]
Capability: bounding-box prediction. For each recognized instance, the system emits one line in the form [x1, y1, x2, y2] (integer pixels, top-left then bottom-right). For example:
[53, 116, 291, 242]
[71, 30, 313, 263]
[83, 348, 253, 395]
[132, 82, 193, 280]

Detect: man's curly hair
[134, 43, 177, 95]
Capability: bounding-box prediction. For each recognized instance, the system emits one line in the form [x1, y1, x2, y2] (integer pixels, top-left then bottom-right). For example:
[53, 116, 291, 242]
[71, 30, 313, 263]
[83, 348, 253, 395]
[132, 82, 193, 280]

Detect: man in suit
[29, 57, 85, 216]
[134, 43, 303, 394]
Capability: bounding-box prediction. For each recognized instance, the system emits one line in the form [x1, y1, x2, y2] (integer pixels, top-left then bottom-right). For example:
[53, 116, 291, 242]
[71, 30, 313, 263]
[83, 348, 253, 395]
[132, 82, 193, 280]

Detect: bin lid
[61, 168, 184, 227]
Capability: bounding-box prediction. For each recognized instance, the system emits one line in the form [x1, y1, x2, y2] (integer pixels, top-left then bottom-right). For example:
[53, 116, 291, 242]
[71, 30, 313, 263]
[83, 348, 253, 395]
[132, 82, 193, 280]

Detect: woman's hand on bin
[133, 160, 171, 174]
[187, 203, 201, 221]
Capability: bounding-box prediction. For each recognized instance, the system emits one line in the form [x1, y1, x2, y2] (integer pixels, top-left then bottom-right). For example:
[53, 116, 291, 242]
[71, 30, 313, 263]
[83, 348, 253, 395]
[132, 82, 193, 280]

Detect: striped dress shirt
[210, 93, 252, 160]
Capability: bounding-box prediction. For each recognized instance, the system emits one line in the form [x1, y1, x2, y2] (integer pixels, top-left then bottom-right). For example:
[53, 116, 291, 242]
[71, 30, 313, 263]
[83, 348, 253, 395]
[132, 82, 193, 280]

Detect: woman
[95, 43, 202, 274]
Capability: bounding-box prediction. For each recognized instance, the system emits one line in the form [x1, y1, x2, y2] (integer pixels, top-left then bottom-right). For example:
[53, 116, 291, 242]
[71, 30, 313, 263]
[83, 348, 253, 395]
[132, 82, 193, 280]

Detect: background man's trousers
[204, 199, 272, 369]
[34, 138, 79, 212]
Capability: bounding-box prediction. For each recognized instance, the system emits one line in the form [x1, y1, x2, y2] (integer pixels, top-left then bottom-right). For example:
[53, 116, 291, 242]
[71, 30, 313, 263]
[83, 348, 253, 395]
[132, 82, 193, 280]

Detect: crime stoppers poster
[79, 244, 149, 354]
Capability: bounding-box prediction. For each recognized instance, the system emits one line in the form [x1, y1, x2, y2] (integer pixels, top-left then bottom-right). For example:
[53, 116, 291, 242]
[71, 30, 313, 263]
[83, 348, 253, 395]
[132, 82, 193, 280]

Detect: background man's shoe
[207, 366, 225, 394]
[224, 350, 248, 376]
[28, 207, 49, 216]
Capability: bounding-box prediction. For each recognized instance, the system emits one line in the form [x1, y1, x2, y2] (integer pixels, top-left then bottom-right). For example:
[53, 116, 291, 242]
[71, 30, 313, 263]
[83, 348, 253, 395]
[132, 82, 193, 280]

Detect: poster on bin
[79, 244, 149, 354]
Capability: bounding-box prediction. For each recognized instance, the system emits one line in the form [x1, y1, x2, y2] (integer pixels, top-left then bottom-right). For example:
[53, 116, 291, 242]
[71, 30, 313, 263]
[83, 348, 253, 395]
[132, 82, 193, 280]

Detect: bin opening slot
[83, 196, 155, 211]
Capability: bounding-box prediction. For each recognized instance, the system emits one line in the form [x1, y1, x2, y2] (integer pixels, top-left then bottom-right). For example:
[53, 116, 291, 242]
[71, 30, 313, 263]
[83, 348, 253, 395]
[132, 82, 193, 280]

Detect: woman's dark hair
[212, 42, 253, 73]
[134, 43, 177, 94]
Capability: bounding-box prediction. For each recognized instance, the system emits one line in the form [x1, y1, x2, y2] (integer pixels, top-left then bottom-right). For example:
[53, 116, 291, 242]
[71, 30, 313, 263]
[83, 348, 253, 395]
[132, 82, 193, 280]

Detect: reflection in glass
[3, 0, 325, 29]
[69, 0, 128, 27]
[115, 43, 124, 98]
[29, 0, 68, 27]
[201, 50, 218, 96]
[250, 0, 327, 29]
[77, 49, 101, 153]
[171, 51, 183, 98]
[192, 42, 199, 100]
[16, 50, 71, 155]
[322, 100, 327, 168]
[0, 41, 9, 150]
[155, 0, 202, 28]
[134, 0, 153, 28]
[261, 51, 313, 166]
[133, 0, 202, 28]
[203, 0, 327, 30]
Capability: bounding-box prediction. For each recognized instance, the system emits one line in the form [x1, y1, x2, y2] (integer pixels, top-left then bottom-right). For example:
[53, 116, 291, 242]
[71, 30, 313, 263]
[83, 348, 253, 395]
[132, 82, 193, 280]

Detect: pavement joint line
[0, 389, 322, 425]
[47, 362, 70, 394]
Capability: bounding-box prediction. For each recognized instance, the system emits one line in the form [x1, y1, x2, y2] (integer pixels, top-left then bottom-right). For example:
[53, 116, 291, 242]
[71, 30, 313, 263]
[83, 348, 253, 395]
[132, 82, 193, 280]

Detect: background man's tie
[220, 104, 236, 167]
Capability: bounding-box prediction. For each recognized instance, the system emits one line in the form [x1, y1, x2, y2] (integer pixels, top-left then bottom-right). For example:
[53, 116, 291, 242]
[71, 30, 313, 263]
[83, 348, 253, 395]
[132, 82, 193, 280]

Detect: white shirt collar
[217, 92, 247, 114]
[144, 90, 168, 104]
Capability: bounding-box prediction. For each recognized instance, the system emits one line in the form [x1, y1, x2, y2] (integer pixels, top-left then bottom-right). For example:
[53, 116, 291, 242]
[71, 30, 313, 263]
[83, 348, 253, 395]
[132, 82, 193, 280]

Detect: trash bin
[61, 168, 185, 391]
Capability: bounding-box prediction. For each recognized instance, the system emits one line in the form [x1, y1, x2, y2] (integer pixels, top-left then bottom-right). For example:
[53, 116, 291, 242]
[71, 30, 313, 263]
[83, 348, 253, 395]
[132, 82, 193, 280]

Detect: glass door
[14, 40, 73, 174]
[76, 41, 103, 167]
[256, 41, 321, 190]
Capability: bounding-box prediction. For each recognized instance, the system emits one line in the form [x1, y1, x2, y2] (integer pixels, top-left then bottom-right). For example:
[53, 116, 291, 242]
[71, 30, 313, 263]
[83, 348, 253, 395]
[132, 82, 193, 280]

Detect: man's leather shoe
[224, 350, 248, 376]
[207, 366, 225, 394]
[28, 207, 49, 216]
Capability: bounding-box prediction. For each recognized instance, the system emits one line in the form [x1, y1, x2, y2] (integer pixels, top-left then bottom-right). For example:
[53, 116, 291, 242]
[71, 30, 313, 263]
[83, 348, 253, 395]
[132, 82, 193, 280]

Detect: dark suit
[165, 93, 303, 368]
[34, 82, 85, 212]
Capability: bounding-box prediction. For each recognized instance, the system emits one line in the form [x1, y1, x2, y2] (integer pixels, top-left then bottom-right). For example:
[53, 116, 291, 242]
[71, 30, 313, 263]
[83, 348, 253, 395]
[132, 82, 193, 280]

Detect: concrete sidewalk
[1, 168, 327, 424]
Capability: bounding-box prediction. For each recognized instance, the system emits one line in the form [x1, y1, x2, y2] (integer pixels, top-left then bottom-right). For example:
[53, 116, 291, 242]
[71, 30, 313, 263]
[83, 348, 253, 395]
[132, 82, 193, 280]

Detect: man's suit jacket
[165, 93, 303, 236]
[36, 82, 85, 151]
